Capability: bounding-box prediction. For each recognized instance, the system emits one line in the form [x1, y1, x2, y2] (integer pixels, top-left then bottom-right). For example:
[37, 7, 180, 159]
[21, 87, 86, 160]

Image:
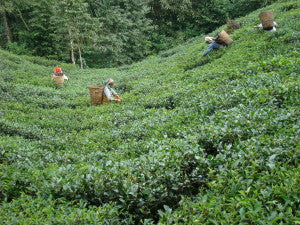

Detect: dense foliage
[0, 0, 277, 68]
[0, 0, 299, 224]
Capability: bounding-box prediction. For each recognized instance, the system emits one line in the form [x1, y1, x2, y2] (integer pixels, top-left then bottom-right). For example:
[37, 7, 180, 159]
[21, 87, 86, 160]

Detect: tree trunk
[1, 10, 13, 43]
[70, 38, 75, 65]
[78, 42, 83, 69]
[67, 27, 76, 64]
[17, 9, 29, 30]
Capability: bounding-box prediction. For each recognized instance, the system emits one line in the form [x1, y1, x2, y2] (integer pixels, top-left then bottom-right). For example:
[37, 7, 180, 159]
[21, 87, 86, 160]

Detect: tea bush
[0, 0, 299, 224]
[0, 194, 128, 224]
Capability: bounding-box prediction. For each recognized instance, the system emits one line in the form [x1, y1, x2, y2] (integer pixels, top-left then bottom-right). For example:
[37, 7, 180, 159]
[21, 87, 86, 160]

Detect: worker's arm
[111, 89, 122, 101]
[254, 23, 262, 29]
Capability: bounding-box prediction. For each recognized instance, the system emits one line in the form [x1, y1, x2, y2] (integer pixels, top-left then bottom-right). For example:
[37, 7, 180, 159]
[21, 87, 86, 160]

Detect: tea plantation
[0, 0, 299, 224]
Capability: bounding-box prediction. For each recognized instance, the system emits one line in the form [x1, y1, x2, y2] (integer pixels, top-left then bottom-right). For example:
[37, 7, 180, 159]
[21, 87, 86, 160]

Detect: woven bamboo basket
[227, 20, 241, 30]
[51, 74, 64, 86]
[87, 85, 105, 105]
[216, 30, 233, 45]
[259, 11, 274, 29]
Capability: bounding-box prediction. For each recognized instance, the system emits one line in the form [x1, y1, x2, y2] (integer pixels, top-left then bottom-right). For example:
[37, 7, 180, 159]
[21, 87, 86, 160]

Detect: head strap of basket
[216, 30, 233, 45]
[259, 11, 275, 29]
[227, 20, 241, 30]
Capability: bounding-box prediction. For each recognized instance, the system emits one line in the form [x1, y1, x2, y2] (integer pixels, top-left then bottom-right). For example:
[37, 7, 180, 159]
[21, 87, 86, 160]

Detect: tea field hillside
[0, 0, 299, 224]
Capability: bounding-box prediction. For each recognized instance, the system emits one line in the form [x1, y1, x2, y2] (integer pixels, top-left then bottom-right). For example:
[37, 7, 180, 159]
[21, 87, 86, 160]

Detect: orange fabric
[55, 67, 62, 73]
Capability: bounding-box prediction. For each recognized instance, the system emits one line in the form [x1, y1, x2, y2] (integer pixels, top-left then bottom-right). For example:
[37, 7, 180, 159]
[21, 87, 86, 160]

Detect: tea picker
[226, 20, 241, 32]
[52, 65, 69, 81]
[102, 78, 122, 104]
[54, 65, 63, 76]
[254, 11, 278, 32]
[87, 78, 122, 105]
[203, 30, 233, 56]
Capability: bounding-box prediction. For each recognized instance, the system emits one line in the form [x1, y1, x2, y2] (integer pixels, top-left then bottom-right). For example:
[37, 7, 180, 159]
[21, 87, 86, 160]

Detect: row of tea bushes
[0, 194, 128, 224]
[0, 0, 299, 223]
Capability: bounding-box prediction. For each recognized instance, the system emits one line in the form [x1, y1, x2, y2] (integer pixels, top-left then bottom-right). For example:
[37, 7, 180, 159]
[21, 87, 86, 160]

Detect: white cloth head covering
[104, 78, 114, 85]
[205, 36, 214, 43]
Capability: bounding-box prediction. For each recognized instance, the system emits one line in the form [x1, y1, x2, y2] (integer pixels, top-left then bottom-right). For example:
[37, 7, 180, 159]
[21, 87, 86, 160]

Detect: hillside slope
[0, 0, 299, 224]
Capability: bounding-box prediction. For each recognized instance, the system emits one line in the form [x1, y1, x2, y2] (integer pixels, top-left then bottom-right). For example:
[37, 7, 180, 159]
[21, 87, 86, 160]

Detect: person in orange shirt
[55, 66, 63, 76]
[54, 65, 68, 80]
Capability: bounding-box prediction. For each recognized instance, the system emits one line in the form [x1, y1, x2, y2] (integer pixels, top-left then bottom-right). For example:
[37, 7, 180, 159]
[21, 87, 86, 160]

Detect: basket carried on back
[227, 20, 241, 30]
[216, 30, 233, 45]
[87, 85, 105, 105]
[51, 74, 64, 86]
[259, 11, 275, 29]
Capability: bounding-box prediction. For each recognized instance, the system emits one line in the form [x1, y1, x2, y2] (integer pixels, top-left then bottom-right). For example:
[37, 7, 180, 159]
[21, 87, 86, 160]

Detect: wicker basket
[51, 74, 64, 86]
[227, 20, 241, 30]
[259, 11, 275, 29]
[216, 30, 233, 45]
[87, 85, 105, 105]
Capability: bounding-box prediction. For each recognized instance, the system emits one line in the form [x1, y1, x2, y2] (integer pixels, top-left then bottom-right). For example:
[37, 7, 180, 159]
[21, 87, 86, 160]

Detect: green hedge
[0, 0, 299, 223]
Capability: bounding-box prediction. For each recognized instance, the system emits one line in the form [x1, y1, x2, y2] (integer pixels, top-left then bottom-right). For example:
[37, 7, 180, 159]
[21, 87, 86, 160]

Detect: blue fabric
[106, 85, 112, 91]
[203, 41, 222, 56]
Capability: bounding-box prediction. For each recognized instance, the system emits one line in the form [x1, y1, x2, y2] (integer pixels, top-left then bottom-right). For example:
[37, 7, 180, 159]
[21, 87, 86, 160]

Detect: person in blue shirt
[202, 36, 226, 57]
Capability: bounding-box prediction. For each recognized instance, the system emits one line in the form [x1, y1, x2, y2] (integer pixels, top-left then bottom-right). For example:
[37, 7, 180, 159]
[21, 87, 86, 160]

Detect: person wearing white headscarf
[254, 21, 278, 32]
[102, 78, 122, 103]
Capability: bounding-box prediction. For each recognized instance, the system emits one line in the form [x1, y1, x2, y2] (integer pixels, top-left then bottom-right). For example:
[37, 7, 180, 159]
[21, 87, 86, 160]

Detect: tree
[225, 0, 277, 18]
[51, 0, 98, 68]
[16, 0, 59, 58]
[0, 0, 14, 43]
[191, 0, 228, 33]
[0, 0, 32, 50]
[86, 0, 153, 66]
[147, 0, 228, 36]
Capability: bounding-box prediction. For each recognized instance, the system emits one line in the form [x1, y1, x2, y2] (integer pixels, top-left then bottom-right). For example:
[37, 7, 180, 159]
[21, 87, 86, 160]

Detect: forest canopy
[0, 0, 276, 68]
